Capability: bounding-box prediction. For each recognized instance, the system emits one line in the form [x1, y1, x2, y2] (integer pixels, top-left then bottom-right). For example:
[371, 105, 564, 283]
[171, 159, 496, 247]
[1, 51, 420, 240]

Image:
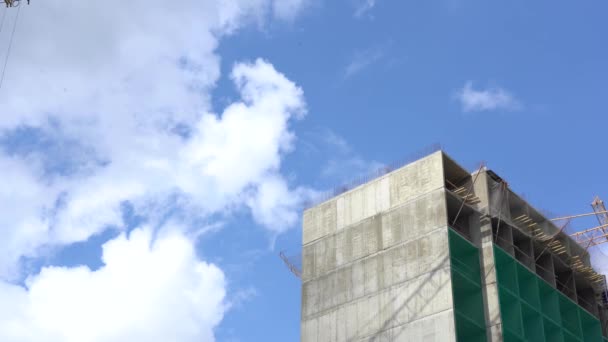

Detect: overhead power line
[0, 7, 7, 34]
[0, 3, 21, 92]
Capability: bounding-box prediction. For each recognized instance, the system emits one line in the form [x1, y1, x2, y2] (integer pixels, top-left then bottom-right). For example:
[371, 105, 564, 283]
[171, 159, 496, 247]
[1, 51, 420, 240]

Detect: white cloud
[455, 81, 521, 112]
[273, 0, 309, 20]
[0, 0, 314, 340]
[0, 227, 227, 342]
[0, 57, 311, 279]
[354, 0, 376, 18]
[247, 175, 318, 234]
[0, 0, 313, 277]
[0, 156, 55, 279]
[344, 47, 384, 78]
[182, 59, 306, 196]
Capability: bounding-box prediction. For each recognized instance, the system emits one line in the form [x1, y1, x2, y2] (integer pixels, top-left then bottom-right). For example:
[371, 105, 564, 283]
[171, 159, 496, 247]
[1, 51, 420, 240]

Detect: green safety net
[449, 228, 488, 342]
[494, 245, 604, 342]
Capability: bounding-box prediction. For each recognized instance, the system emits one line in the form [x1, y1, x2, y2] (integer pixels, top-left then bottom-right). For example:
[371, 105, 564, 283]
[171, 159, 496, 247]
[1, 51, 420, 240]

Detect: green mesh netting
[494, 245, 603, 342]
[449, 228, 488, 342]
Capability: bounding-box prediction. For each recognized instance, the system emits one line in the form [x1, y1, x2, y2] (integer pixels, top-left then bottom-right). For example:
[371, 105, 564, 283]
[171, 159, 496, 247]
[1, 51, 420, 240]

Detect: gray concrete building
[300, 151, 608, 342]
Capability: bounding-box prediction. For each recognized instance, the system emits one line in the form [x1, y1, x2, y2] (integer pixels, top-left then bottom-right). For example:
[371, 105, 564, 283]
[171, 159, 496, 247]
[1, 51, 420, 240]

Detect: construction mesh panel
[448, 228, 488, 342]
[494, 245, 604, 342]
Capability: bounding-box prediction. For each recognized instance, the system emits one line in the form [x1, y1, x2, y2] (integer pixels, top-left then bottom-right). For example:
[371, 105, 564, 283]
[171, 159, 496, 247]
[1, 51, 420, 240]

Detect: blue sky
[0, 1, 606, 341]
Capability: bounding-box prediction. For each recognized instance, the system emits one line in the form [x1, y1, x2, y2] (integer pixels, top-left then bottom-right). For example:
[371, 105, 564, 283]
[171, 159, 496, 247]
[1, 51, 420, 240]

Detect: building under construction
[299, 151, 608, 341]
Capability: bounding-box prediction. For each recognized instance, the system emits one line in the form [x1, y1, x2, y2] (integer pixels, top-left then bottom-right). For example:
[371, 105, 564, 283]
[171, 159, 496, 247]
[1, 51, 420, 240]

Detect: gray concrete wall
[302, 152, 456, 342]
[472, 170, 504, 342]
[303, 151, 444, 246]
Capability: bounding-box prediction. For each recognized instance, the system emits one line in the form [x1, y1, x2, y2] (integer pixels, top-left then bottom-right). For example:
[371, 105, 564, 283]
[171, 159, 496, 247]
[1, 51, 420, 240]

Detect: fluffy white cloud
[0, 0, 313, 277]
[182, 59, 306, 196]
[0, 227, 226, 342]
[247, 175, 317, 233]
[0, 0, 314, 340]
[0, 57, 310, 279]
[455, 81, 521, 112]
[0, 155, 55, 279]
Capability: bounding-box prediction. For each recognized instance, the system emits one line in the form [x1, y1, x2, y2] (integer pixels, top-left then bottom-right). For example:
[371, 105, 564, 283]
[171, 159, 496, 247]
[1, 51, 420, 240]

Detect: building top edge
[303, 149, 446, 212]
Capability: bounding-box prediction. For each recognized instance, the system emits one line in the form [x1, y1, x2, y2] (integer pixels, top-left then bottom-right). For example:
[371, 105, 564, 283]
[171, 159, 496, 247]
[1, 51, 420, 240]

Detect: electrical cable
[0, 6, 8, 34]
[0, 3, 20, 91]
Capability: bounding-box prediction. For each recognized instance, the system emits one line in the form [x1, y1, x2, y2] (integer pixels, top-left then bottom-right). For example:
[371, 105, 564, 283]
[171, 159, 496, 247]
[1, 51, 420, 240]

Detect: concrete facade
[301, 151, 608, 342]
[302, 152, 456, 341]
